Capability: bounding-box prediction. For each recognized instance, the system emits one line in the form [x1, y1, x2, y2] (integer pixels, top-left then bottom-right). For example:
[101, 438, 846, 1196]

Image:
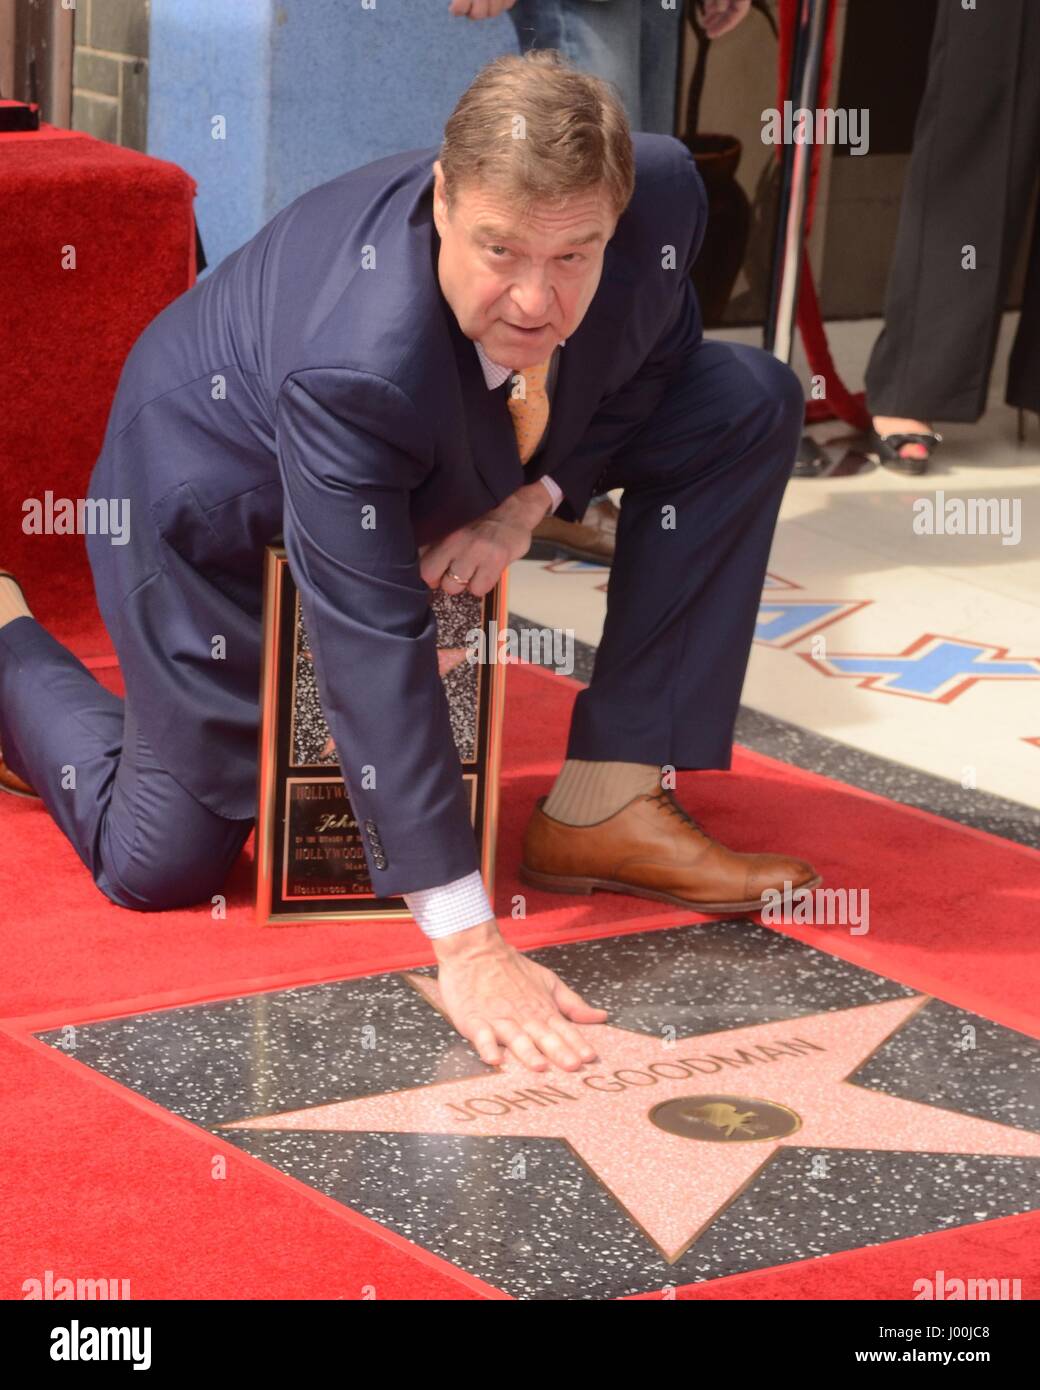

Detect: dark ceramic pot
[683, 133, 752, 328]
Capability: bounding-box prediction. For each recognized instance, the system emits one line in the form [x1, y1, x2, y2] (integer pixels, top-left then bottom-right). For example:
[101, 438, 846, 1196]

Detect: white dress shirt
[403, 339, 564, 939]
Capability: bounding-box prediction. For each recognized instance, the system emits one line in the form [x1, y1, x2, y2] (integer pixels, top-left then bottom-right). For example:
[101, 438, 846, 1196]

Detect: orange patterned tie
[506, 355, 553, 464]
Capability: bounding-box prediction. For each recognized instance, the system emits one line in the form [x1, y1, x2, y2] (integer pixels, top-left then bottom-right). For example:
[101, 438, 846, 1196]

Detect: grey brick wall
[71, 0, 150, 152]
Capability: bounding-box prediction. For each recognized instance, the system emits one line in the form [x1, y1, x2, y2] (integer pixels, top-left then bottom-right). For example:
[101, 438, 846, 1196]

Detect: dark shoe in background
[530, 496, 619, 565]
[865, 427, 943, 476]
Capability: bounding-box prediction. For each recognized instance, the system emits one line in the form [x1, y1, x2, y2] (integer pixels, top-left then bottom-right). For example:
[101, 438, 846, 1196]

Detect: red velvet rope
[777, 0, 871, 430]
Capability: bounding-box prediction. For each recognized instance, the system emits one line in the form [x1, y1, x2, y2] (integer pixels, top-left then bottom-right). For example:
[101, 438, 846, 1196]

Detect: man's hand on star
[419, 480, 551, 597]
[226, 992, 1040, 1261]
[433, 918, 608, 1072]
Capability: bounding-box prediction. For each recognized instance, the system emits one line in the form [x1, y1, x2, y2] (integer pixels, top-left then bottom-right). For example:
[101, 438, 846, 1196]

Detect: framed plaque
[255, 546, 507, 925]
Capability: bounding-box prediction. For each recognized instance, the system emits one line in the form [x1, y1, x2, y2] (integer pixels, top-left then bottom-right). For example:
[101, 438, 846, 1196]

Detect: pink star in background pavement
[222, 985, 1040, 1263]
[437, 647, 469, 678]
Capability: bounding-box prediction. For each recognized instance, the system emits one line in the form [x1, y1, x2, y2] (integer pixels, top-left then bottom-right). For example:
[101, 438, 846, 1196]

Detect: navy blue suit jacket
[85, 132, 706, 895]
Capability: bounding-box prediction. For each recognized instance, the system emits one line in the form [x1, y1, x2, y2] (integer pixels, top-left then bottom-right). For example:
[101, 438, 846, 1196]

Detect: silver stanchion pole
[763, 0, 833, 364]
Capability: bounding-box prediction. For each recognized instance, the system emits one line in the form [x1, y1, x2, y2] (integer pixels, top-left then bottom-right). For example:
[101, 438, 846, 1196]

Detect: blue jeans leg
[508, 0, 682, 136]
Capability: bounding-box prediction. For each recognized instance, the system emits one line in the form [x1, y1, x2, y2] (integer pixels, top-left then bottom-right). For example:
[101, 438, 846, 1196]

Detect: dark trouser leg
[509, 0, 681, 135]
[565, 340, 802, 770]
[0, 617, 252, 911]
[865, 0, 1040, 422]
[1007, 187, 1040, 414]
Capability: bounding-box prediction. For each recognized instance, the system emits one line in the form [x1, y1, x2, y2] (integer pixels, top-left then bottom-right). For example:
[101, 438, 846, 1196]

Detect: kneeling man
[0, 52, 818, 1073]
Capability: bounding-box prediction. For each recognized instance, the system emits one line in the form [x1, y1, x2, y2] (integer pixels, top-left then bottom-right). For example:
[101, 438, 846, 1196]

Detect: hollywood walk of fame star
[222, 983, 1040, 1263]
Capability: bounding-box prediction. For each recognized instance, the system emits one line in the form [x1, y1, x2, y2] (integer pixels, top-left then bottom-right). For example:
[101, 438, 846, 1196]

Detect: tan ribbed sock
[0, 577, 32, 628]
[542, 758, 661, 826]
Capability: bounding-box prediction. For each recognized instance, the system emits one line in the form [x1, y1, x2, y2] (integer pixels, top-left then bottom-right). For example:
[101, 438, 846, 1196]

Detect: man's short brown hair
[438, 49, 635, 225]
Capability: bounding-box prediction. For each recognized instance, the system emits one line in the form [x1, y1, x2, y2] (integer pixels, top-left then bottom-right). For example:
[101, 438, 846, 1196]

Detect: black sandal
[866, 428, 943, 476]
[792, 433, 829, 478]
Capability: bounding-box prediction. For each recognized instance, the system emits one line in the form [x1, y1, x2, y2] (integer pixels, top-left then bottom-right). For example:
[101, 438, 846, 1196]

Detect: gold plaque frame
[255, 546, 507, 925]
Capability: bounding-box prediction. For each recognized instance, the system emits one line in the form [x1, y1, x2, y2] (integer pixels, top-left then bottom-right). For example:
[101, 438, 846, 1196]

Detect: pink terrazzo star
[222, 986, 1040, 1262]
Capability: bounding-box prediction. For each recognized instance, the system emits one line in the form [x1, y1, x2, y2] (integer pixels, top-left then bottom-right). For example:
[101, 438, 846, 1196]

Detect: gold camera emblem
[650, 1094, 802, 1143]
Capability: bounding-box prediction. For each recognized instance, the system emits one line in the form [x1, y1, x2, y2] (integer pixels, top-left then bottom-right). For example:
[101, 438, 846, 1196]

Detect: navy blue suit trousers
[0, 337, 800, 912]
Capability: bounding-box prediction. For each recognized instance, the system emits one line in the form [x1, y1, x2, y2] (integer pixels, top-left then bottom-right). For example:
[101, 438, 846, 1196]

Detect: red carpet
[1, 656, 1037, 1299]
[0, 124, 195, 644]
[4, 125, 1033, 1303]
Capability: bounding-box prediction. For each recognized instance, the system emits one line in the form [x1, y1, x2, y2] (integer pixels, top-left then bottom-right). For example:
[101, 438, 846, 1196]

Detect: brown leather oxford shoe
[531, 496, 618, 564]
[0, 753, 39, 799]
[520, 788, 820, 914]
